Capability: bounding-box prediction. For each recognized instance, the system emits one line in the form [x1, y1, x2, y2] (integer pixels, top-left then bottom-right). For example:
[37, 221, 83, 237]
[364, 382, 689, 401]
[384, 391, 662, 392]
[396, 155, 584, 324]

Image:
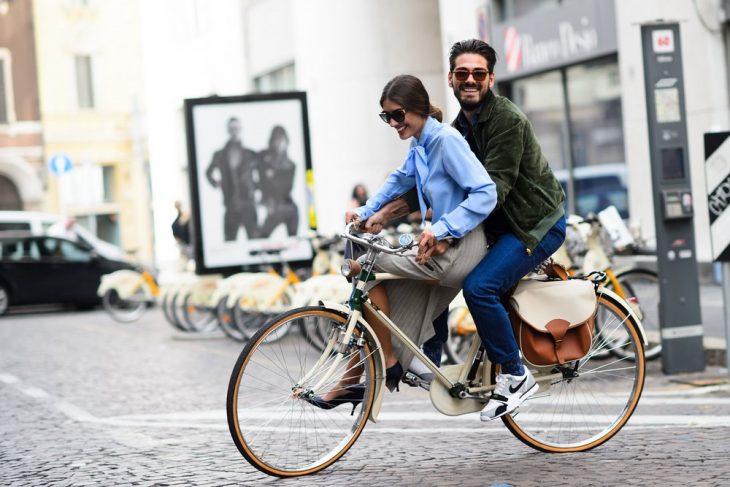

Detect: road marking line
[0, 373, 20, 384]
[19, 386, 50, 399]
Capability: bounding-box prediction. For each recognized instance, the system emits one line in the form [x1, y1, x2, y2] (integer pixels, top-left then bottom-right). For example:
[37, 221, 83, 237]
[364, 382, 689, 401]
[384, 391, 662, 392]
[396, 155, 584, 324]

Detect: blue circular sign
[49, 154, 73, 176]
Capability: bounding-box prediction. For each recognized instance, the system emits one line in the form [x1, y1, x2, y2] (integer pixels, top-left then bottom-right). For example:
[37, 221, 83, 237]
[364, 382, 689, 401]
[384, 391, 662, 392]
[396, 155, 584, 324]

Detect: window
[102, 165, 114, 202]
[0, 223, 30, 231]
[254, 63, 296, 93]
[0, 175, 22, 210]
[507, 57, 628, 218]
[58, 240, 92, 262]
[511, 71, 568, 169]
[495, 0, 561, 21]
[75, 55, 95, 108]
[0, 57, 7, 124]
[566, 60, 625, 167]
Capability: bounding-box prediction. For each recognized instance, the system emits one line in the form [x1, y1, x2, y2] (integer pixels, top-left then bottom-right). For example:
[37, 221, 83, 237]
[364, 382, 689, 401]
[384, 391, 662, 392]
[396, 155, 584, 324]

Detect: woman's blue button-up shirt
[356, 116, 496, 240]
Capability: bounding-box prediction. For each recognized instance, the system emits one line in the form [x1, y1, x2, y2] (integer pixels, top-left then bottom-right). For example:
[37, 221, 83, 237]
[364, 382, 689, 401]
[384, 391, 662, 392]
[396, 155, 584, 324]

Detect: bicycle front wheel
[497, 290, 646, 453]
[227, 307, 377, 477]
[102, 289, 147, 323]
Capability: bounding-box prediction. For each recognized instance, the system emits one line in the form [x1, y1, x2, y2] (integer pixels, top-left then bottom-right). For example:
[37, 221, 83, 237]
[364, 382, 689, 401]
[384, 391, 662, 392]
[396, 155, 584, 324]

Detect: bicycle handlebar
[340, 222, 416, 255]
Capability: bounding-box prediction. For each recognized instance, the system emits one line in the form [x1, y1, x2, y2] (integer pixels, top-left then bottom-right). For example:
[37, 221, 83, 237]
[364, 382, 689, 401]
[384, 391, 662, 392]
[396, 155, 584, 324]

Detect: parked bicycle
[226, 224, 647, 477]
[98, 268, 159, 322]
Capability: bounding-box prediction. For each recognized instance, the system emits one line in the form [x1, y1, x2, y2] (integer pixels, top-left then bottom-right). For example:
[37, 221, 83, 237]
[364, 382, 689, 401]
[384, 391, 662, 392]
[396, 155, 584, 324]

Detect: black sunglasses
[452, 69, 490, 82]
[379, 108, 406, 124]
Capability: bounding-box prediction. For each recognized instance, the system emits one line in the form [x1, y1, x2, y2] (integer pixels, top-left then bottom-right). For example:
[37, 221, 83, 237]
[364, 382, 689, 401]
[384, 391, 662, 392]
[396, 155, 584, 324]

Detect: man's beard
[453, 84, 487, 111]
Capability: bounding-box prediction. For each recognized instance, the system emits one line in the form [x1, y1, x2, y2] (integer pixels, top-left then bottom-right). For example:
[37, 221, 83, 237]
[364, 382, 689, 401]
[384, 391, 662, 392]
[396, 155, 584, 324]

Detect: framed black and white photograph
[184, 92, 314, 274]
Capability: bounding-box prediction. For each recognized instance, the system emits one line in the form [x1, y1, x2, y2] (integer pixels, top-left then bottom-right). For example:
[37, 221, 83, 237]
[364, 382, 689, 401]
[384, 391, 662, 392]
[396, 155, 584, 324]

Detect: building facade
[33, 0, 154, 262]
[0, 0, 44, 211]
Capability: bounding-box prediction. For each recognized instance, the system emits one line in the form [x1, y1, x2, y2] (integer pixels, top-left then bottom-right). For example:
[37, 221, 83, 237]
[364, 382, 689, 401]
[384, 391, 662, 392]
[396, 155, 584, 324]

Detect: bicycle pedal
[402, 371, 431, 391]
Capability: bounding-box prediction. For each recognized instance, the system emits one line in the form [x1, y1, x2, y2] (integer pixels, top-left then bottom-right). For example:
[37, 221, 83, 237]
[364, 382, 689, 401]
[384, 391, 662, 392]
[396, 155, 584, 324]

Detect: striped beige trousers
[365, 228, 488, 370]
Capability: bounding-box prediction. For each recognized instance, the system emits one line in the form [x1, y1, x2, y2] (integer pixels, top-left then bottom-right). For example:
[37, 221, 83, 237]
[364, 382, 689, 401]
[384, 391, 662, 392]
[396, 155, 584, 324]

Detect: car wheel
[0, 284, 9, 316]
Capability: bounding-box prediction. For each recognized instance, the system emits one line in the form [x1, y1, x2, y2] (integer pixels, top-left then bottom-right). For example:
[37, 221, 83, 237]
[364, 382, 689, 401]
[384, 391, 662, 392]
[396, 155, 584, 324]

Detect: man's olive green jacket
[459, 90, 565, 254]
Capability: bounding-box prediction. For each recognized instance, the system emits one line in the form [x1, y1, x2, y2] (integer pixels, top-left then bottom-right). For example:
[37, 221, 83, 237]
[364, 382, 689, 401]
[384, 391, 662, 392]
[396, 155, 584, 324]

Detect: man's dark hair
[449, 39, 497, 72]
[227, 116, 240, 125]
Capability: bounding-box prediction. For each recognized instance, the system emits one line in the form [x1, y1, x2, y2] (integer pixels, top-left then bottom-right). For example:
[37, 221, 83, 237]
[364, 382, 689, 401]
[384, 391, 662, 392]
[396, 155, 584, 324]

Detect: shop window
[75, 55, 95, 109]
[507, 56, 628, 218]
[511, 71, 568, 169]
[254, 63, 295, 93]
[566, 59, 625, 168]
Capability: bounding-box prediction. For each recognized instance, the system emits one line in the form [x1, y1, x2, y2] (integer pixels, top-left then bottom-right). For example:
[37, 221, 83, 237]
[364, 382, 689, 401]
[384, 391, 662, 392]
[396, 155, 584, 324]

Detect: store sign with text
[493, 0, 617, 80]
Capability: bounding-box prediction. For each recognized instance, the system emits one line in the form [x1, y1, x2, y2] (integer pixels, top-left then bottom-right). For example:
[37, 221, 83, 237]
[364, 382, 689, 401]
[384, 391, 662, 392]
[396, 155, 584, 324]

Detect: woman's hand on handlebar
[345, 209, 361, 226]
[345, 209, 386, 234]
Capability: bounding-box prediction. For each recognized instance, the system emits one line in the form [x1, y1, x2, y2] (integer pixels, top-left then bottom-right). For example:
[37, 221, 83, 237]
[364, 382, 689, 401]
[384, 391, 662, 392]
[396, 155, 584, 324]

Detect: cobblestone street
[2, 308, 729, 486]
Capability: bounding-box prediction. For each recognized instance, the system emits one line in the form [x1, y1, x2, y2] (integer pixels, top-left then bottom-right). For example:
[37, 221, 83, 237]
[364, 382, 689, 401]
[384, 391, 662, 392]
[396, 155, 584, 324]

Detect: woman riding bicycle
[305, 74, 497, 409]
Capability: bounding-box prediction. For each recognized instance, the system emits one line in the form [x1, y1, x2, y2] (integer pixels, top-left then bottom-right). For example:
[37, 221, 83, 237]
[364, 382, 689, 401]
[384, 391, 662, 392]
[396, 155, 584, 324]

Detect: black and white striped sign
[704, 131, 730, 262]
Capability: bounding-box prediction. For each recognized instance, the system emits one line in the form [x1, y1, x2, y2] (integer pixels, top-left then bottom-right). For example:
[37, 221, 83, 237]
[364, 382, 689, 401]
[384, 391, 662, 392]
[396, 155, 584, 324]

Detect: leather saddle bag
[508, 277, 597, 367]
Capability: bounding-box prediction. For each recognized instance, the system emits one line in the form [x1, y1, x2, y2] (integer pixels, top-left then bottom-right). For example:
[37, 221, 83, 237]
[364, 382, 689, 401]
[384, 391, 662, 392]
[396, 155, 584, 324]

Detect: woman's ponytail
[428, 104, 443, 123]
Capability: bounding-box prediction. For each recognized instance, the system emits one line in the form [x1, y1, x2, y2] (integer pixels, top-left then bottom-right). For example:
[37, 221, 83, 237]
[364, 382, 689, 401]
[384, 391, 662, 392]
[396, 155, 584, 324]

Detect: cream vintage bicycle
[226, 224, 647, 477]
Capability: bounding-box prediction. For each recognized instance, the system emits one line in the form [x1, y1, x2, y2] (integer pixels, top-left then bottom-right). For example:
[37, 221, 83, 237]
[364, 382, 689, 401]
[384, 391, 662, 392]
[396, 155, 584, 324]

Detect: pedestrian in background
[171, 200, 192, 270]
[350, 184, 369, 208]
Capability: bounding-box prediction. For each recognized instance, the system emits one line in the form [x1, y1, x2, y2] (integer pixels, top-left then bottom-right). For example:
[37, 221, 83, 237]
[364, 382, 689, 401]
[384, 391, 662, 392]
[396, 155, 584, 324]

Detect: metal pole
[723, 261, 730, 374]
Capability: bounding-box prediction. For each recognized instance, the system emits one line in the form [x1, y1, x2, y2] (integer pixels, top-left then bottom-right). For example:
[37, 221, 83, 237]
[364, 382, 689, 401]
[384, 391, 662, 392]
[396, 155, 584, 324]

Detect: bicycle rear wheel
[227, 307, 377, 477]
[607, 268, 660, 360]
[496, 290, 645, 452]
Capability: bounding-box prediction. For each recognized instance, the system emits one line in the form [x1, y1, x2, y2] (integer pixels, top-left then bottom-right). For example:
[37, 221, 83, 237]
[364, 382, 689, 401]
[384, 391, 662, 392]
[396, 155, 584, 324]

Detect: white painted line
[642, 384, 730, 395]
[19, 386, 49, 399]
[54, 401, 96, 422]
[0, 373, 20, 384]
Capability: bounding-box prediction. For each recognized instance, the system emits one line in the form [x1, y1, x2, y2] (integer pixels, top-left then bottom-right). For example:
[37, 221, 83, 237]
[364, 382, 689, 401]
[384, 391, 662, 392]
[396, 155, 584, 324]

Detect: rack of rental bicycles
[153, 234, 354, 348]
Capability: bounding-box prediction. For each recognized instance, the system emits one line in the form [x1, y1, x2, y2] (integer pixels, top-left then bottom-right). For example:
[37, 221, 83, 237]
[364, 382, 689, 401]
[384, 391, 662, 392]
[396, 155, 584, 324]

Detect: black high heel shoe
[301, 384, 366, 415]
[385, 362, 403, 392]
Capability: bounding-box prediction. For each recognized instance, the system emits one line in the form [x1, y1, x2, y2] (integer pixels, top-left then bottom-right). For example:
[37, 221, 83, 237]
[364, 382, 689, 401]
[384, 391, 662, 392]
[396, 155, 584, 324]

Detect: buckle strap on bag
[545, 319, 570, 364]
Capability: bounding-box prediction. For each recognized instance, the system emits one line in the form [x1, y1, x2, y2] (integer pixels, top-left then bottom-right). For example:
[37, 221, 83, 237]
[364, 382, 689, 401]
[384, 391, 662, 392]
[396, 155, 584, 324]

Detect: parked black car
[0, 233, 136, 315]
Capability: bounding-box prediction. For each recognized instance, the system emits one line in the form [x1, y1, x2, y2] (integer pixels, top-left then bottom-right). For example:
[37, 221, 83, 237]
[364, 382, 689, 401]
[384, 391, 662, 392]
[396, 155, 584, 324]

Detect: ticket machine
[641, 22, 704, 374]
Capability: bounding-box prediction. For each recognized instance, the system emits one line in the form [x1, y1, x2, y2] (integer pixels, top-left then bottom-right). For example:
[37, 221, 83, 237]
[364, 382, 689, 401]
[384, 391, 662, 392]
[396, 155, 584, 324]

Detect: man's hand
[416, 231, 451, 264]
[362, 211, 386, 234]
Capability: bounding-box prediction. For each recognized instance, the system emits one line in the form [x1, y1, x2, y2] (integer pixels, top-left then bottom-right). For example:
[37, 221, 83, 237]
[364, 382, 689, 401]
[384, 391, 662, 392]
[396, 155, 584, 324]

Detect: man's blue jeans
[462, 217, 566, 365]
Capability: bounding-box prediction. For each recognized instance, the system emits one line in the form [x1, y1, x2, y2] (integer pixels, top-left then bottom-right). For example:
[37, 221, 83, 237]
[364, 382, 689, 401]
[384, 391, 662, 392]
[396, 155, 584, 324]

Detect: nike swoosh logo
[509, 377, 527, 394]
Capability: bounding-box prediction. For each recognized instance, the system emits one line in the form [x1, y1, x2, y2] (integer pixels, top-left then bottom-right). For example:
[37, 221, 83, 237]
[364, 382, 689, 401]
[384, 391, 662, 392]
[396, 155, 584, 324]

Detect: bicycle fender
[318, 300, 387, 423]
[597, 286, 648, 347]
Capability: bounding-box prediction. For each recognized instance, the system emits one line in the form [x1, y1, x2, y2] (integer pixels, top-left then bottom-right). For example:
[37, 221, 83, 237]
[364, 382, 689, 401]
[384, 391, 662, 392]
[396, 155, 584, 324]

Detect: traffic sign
[704, 131, 730, 262]
[48, 154, 73, 176]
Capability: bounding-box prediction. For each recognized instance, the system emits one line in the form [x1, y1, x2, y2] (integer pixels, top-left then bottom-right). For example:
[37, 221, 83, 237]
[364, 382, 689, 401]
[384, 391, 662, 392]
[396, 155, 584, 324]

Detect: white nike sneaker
[480, 369, 538, 422]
